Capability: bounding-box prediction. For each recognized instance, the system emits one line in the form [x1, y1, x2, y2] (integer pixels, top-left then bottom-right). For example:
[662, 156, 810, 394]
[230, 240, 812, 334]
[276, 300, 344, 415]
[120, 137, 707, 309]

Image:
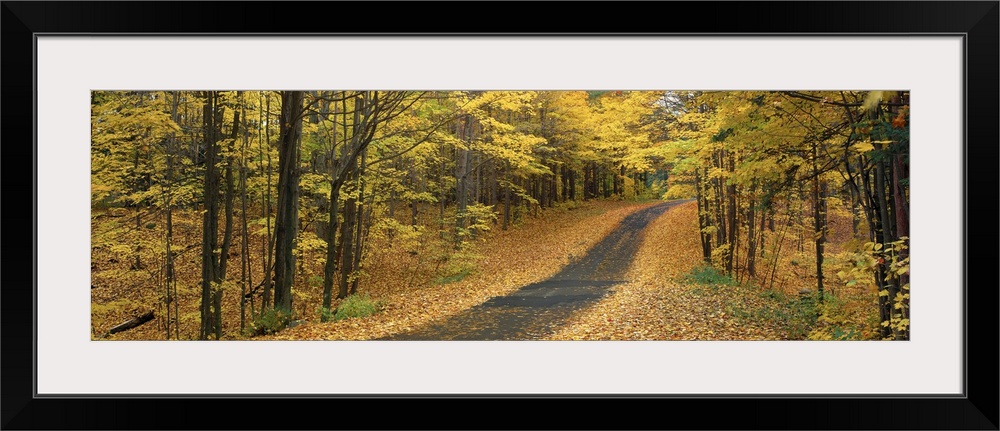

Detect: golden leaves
[259, 200, 654, 341]
[861, 91, 885, 112]
[545, 201, 785, 341]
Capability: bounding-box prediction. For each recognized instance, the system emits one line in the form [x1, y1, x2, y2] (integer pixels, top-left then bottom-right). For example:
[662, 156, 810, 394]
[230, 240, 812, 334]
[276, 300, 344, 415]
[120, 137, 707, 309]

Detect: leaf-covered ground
[94, 200, 659, 340]
[546, 200, 792, 340]
[94, 198, 877, 341]
[548, 200, 876, 340]
[260, 200, 659, 340]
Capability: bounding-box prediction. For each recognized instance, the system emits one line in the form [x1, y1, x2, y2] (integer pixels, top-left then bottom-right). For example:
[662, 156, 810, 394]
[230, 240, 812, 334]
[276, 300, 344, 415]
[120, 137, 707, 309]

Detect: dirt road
[382, 200, 688, 340]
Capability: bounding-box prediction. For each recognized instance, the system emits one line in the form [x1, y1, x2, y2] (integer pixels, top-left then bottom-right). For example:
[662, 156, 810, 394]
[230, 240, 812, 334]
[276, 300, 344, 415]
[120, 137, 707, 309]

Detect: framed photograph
[3, 2, 996, 429]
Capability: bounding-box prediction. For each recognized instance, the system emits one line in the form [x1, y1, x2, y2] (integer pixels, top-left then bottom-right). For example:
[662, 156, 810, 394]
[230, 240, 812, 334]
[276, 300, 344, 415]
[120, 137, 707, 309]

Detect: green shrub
[334, 293, 383, 321]
[681, 264, 819, 339]
[250, 308, 290, 336]
[435, 269, 471, 285]
[433, 246, 479, 285]
[682, 264, 738, 287]
[807, 292, 870, 340]
[317, 306, 336, 322]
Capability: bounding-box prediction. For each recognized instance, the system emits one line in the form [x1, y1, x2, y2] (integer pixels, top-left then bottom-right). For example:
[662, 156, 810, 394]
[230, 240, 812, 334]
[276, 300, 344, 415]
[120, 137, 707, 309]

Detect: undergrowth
[333, 293, 383, 321]
[681, 264, 818, 339]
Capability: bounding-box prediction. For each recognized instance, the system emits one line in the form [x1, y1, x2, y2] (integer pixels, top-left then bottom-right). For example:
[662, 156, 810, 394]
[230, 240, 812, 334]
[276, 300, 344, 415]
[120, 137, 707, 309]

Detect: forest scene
[90, 90, 910, 341]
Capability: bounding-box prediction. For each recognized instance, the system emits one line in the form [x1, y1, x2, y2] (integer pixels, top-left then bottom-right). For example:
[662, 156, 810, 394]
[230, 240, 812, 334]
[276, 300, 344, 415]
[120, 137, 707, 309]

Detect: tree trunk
[550, 167, 558, 206]
[892, 153, 910, 340]
[239, 94, 251, 334]
[164, 91, 179, 339]
[273, 91, 304, 316]
[455, 115, 472, 243]
[339, 155, 359, 299]
[261, 93, 274, 312]
[322, 187, 339, 316]
[746, 184, 758, 278]
[133, 148, 143, 271]
[239, 161, 248, 334]
[220, 108, 239, 280]
[873, 144, 894, 338]
[725, 152, 737, 274]
[503, 162, 511, 230]
[200, 91, 221, 340]
[568, 168, 576, 201]
[349, 150, 368, 295]
[812, 160, 826, 302]
[321, 102, 341, 320]
[212, 104, 239, 339]
[713, 163, 726, 255]
[601, 166, 610, 198]
[695, 168, 712, 262]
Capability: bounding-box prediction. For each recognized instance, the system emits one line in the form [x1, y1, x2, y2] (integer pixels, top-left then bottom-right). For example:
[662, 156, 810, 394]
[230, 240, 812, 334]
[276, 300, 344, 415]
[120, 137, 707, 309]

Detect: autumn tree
[663, 90, 909, 340]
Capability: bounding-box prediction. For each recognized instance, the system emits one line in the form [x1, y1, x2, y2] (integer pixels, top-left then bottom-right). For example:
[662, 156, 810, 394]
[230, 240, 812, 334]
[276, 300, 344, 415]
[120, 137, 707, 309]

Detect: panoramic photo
[91, 90, 910, 341]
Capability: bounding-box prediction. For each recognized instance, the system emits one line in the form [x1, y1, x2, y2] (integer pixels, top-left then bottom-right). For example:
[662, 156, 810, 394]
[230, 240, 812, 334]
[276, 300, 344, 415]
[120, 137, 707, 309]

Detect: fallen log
[243, 262, 276, 300]
[107, 311, 154, 335]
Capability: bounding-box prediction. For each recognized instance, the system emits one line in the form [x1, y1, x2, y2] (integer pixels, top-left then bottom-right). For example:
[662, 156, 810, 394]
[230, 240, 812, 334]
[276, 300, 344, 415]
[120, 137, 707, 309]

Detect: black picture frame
[3, 2, 997, 429]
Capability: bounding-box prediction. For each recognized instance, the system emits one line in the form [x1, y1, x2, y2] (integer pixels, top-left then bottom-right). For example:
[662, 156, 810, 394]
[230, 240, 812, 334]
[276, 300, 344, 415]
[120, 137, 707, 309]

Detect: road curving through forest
[381, 199, 690, 340]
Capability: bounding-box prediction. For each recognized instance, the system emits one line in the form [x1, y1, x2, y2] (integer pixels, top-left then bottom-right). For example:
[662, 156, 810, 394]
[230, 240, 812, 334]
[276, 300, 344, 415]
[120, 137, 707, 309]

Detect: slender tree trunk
[710, 151, 726, 253]
[503, 161, 511, 230]
[239, 162, 248, 334]
[164, 91, 179, 339]
[858, 156, 890, 336]
[725, 152, 737, 274]
[239, 94, 250, 334]
[613, 165, 621, 197]
[349, 150, 368, 295]
[208, 104, 239, 339]
[757, 204, 768, 268]
[338, 97, 362, 300]
[200, 91, 220, 340]
[591, 162, 598, 200]
[767, 214, 792, 290]
[322, 185, 340, 316]
[601, 166, 610, 198]
[560, 165, 568, 202]
[410, 159, 420, 227]
[322, 102, 341, 320]
[455, 115, 472, 243]
[261, 93, 274, 312]
[133, 149, 143, 271]
[568, 169, 576, 201]
[873, 144, 894, 338]
[550, 166, 558, 206]
[338, 163, 357, 299]
[220, 108, 239, 276]
[892, 153, 909, 340]
[812, 159, 827, 302]
[746, 184, 758, 278]
[695, 168, 712, 262]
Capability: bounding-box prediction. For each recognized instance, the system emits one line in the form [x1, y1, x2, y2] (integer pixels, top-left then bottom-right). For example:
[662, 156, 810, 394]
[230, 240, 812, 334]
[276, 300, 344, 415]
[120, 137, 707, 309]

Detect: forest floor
[95, 197, 877, 341]
[546, 199, 878, 340]
[549, 200, 801, 340]
[268, 198, 874, 341]
[260, 199, 665, 340]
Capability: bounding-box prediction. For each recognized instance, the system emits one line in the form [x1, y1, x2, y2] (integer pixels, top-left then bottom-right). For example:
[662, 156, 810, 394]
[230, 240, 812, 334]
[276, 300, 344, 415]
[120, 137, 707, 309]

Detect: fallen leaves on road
[547, 201, 791, 340]
[261, 200, 658, 340]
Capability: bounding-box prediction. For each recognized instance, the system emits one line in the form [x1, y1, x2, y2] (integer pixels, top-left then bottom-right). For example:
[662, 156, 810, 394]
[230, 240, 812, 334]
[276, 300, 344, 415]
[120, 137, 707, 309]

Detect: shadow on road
[380, 200, 688, 340]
